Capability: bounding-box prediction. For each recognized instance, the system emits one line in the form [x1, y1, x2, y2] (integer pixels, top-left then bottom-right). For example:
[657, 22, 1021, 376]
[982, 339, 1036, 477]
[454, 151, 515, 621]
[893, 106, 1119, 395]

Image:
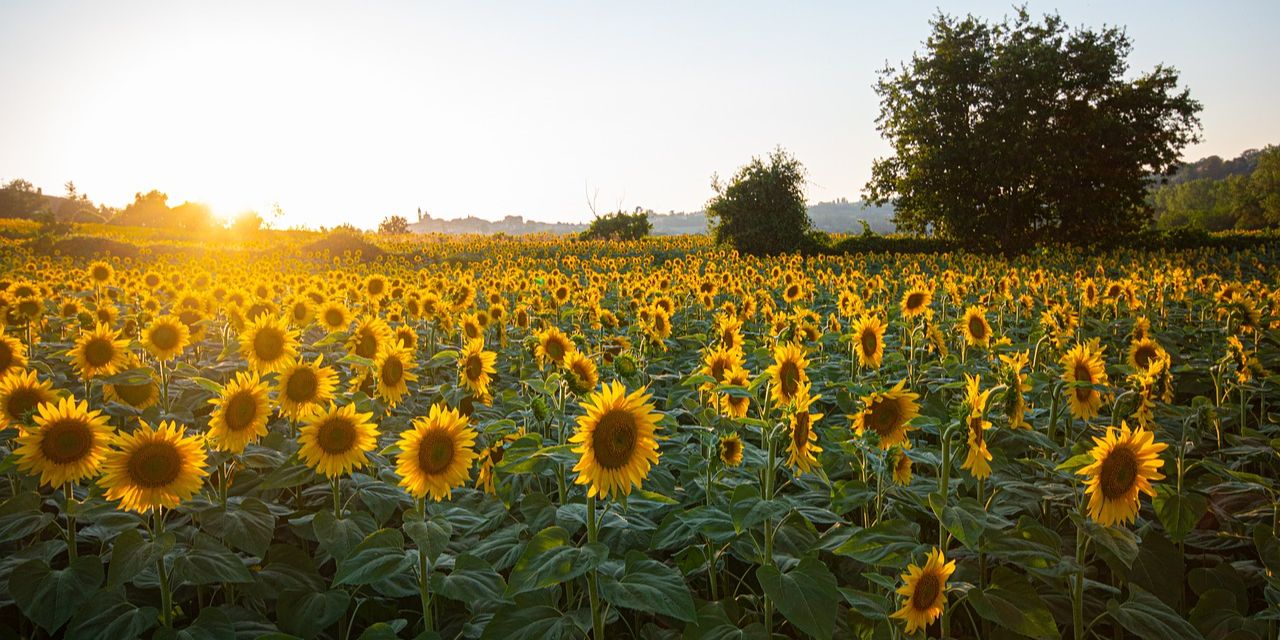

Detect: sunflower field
[0, 231, 1277, 640]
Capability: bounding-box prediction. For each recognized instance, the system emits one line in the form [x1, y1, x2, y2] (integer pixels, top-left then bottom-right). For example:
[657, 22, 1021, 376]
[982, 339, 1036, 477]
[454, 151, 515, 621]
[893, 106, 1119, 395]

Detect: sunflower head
[854, 381, 920, 450]
[239, 315, 300, 375]
[375, 343, 419, 408]
[1061, 342, 1109, 422]
[143, 315, 191, 361]
[14, 397, 114, 486]
[852, 314, 886, 369]
[718, 433, 743, 467]
[1078, 422, 1167, 527]
[892, 548, 957, 634]
[785, 383, 824, 474]
[277, 356, 338, 419]
[535, 326, 575, 367]
[563, 349, 600, 396]
[891, 449, 913, 486]
[0, 369, 58, 430]
[0, 331, 29, 378]
[207, 370, 272, 453]
[396, 403, 478, 501]
[298, 403, 380, 477]
[68, 323, 129, 380]
[765, 342, 809, 408]
[959, 305, 991, 348]
[900, 286, 933, 319]
[570, 381, 662, 499]
[101, 420, 210, 513]
[458, 338, 497, 402]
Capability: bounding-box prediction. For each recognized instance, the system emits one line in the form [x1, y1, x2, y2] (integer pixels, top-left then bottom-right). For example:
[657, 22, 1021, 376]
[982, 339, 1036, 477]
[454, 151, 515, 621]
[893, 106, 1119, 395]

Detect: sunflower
[347, 316, 392, 360]
[393, 325, 419, 351]
[0, 369, 58, 430]
[14, 398, 113, 486]
[276, 356, 339, 419]
[396, 403, 478, 501]
[68, 323, 130, 379]
[959, 305, 991, 349]
[563, 349, 600, 396]
[476, 429, 525, 494]
[1127, 337, 1165, 372]
[1061, 342, 1109, 421]
[765, 342, 809, 408]
[716, 314, 744, 352]
[900, 285, 933, 319]
[891, 548, 957, 634]
[100, 420, 208, 513]
[298, 403, 380, 477]
[318, 301, 352, 333]
[960, 374, 994, 479]
[142, 315, 190, 362]
[891, 449, 913, 486]
[0, 330, 29, 378]
[239, 315, 300, 375]
[718, 433, 743, 467]
[88, 260, 115, 286]
[570, 381, 662, 499]
[458, 338, 497, 402]
[535, 326, 575, 367]
[851, 314, 886, 369]
[719, 366, 751, 419]
[374, 343, 418, 408]
[998, 351, 1031, 429]
[853, 380, 921, 450]
[1077, 422, 1167, 527]
[102, 361, 160, 411]
[700, 345, 743, 394]
[785, 383, 824, 474]
[207, 371, 272, 453]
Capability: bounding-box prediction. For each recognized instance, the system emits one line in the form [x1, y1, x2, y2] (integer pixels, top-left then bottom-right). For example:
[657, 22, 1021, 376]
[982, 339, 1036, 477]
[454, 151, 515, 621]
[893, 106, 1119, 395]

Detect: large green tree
[865, 9, 1202, 251]
[706, 147, 810, 255]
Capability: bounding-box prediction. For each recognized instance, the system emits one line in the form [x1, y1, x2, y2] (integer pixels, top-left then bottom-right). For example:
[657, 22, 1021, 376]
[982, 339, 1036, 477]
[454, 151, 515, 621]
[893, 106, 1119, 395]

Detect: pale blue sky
[1, 1, 1276, 228]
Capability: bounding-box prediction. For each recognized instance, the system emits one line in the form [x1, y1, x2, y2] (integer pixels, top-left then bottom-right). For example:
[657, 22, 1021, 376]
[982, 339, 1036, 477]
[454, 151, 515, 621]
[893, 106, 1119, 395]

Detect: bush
[302, 228, 386, 262]
[580, 210, 652, 241]
[706, 148, 811, 255]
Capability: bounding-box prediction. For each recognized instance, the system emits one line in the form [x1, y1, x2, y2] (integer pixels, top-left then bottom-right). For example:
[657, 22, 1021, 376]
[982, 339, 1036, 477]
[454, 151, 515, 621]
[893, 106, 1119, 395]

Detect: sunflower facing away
[276, 356, 338, 419]
[476, 428, 525, 494]
[1061, 342, 1109, 421]
[0, 329, 29, 378]
[765, 342, 810, 408]
[853, 380, 921, 450]
[959, 305, 992, 349]
[959, 374, 994, 479]
[101, 420, 210, 513]
[396, 403, 478, 501]
[374, 343, 419, 408]
[891, 449, 913, 486]
[207, 370, 272, 453]
[68, 323, 130, 379]
[142, 314, 190, 362]
[1077, 422, 1167, 527]
[239, 315, 300, 375]
[570, 381, 662, 499]
[786, 383, 824, 474]
[535, 326, 575, 367]
[14, 397, 114, 486]
[998, 351, 1031, 429]
[718, 433, 743, 467]
[563, 349, 600, 396]
[851, 314, 886, 369]
[459, 338, 498, 402]
[298, 403, 380, 477]
[0, 369, 58, 430]
[892, 547, 957, 634]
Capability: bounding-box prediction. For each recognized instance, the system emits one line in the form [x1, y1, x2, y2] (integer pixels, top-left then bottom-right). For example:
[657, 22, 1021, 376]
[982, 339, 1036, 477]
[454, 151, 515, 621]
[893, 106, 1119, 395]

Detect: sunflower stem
[154, 509, 173, 628]
[1073, 515, 1087, 640]
[417, 497, 434, 634]
[586, 494, 604, 639]
[332, 475, 342, 520]
[63, 482, 77, 560]
[762, 423, 777, 633]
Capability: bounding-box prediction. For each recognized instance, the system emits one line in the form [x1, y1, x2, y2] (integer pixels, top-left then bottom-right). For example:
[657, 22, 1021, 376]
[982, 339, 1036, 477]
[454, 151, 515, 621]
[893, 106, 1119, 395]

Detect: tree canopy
[580, 209, 652, 241]
[706, 148, 810, 255]
[1153, 146, 1280, 230]
[865, 8, 1202, 251]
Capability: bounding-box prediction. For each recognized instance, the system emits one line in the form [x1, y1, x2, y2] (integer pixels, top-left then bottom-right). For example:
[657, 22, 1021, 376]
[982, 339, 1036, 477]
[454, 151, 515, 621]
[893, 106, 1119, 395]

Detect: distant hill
[408, 200, 896, 236]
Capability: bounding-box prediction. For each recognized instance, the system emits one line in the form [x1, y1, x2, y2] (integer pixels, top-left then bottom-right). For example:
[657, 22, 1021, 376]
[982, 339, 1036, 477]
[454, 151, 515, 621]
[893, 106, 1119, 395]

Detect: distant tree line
[0, 182, 273, 233]
[1150, 146, 1280, 230]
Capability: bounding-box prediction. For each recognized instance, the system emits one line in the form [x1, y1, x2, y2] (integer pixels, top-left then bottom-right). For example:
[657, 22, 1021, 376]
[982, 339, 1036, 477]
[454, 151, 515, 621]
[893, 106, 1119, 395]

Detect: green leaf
[259, 459, 316, 490]
[154, 605, 236, 640]
[430, 554, 511, 605]
[1128, 528, 1184, 609]
[254, 544, 325, 594]
[832, 519, 922, 566]
[404, 517, 452, 564]
[480, 605, 579, 640]
[966, 567, 1058, 639]
[1107, 584, 1205, 640]
[277, 589, 350, 639]
[198, 497, 276, 556]
[172, 533, 254, 585]
[357, 622, 406, 640]
[333, 529, 410, 586]
[1078, 515, 1140, 573]
[0, 491, 54, 542]
[1153, 486, 1206, 543]
[506, 526, 608, 595]
[65, 588, 158, 640]
[652, 505, 735, 550]
[729, 484, 791, 534]
[108, 528, 175, 588]
[684, 602, 771, 640]
[10, 556, 104, 633]
[598, 550, 696, 622]
[1188, 589, 1246, 638]
[313, 510, 375, 562]
[1055, 452, 1095, 472]
[937, 496, 1010, 550]
[756, 556, 839, 640]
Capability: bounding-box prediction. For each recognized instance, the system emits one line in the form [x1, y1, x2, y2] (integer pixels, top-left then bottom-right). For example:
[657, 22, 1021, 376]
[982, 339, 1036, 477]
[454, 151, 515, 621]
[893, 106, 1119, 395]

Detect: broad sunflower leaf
[333, 528, 410, 586]
[479, 605, 580, 640]
[65, 587, 158, 640]
[966, 567, 1058, 639]
[198, 497, 276, 556]
[277, 589, 350, 639]
[597, 550, 696, 622]
[172, 533, 254, 585]
[107, 527, 176, 588]
[1152, 485, 1206, 543]
[430, 553, 511, 605]
[10, 556, 103, 633]
[506, 525, 608, 595]
[756, 556, 838, 640]
[1106, 584, 1205, 640]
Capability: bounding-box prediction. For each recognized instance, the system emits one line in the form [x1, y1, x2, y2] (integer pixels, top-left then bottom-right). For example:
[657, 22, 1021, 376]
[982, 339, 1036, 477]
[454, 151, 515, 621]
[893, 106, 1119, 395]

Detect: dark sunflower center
[968, 415, 985, 446]
[417, 430, 455, 474]
[592, 409, 638, 470]
[151, 325, 180, 351]
[968, 316, 987, 340]
[860, 329, 878, 357]
[127, 441, 182, 488]
[912, 573, 941, 611]
[113, 381, 153, 406]
[40, 418, 94, 464]
[710, 360, 727, 382]
[0, 341, 12, 370]
[1074, 363, 1094, 402]
[906, 292, 925, 310]
[292, 303, 308, 321]
[286, 368, 319, 403]
[92, 266, 110, 281]
[545, 339, 565, 361]
[490, 443, 506, 464]
[1099, 446, 1139, 499]
[381, 357, 404, 386]
[224, 391, 259, 431]
[356, 332, 377, 359]
[316, 418, 357, 454]
[1134, 345, 1157, 370]
[793, 412, 810, 448]
[868, 398, 903, 437]
[84, 337, 116, 367]
[465, 354, 485, 381]
[7, 388, 43, 421]
[721, 438, 741, 461]
[253, 328, 285, 362]
[325, 309, 345, 327]
[779, 362, 800, 398]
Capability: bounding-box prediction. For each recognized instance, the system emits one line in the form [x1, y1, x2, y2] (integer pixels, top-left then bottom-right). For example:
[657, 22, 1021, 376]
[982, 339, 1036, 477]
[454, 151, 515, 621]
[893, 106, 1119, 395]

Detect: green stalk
[1073, 517, 1087, 640]
[64, 482, 77, 560]
[332, 475, 342, 519]
[586, 494, 604, 639]
[155, 509, 173, 628]
[417, 497, 434, 634]
[762, 424, 777, 633]
[937, 427, 952, 638]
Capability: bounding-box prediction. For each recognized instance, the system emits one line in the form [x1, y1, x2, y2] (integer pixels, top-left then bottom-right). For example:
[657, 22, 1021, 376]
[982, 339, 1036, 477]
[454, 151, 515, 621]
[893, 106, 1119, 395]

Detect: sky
[1, 1, 1277, 229]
